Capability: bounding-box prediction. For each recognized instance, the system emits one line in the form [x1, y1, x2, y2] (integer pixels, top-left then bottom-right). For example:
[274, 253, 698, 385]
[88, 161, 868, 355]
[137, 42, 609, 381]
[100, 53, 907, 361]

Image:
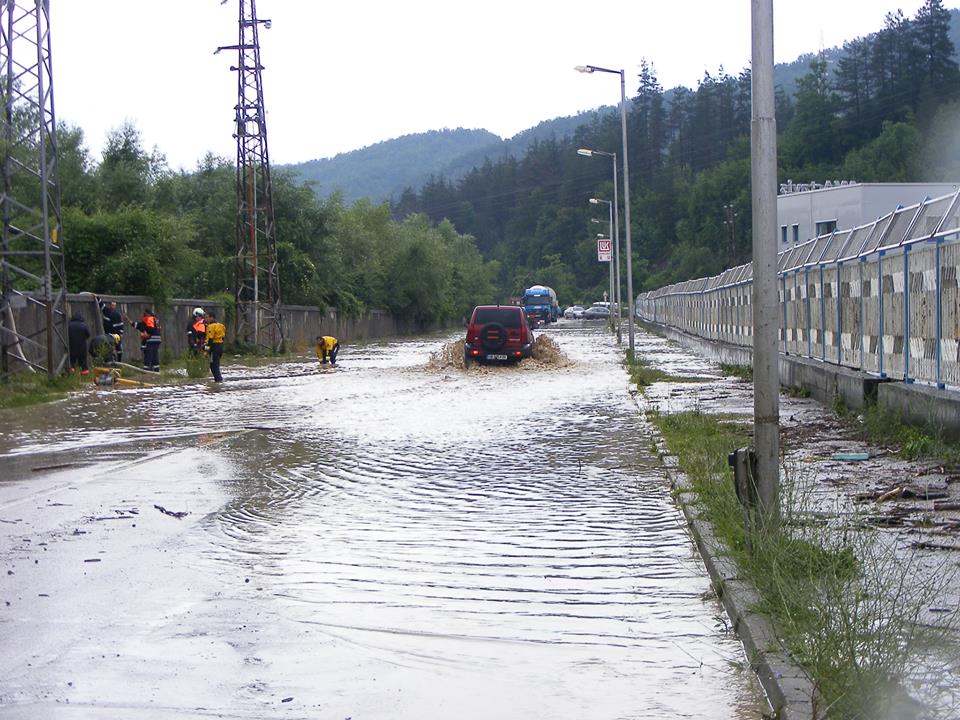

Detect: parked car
[464, 305, 535, 364]
[582, 304, 612, 320]
[563, 305, 585, 319]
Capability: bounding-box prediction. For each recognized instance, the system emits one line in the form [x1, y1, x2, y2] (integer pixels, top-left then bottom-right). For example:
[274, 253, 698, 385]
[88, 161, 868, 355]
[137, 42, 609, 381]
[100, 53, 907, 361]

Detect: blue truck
[522, 285, 559, 324]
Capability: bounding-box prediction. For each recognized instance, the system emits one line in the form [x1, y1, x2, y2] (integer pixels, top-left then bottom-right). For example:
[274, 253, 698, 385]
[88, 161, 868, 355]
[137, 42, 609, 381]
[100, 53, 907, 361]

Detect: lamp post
[575, 64, 635, 355]
[579, 148, 621, 342]
[590, 197, 614, 332]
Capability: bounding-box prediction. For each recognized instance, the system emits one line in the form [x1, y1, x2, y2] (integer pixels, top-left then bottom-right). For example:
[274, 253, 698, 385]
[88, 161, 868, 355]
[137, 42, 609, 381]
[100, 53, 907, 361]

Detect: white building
[777, 182, 960, 248]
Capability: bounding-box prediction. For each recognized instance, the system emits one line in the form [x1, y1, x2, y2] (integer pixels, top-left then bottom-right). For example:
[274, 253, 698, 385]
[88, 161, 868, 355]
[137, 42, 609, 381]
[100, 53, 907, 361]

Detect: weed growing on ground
[719, 362, 753, 381]
[625, 352, 709, 388]
[182, 352, 209, 379]
[651, 407, 960, 718]
[784, 385, 811, 399]
[625, 353, 672, 388]
[836, 401, 960, 465]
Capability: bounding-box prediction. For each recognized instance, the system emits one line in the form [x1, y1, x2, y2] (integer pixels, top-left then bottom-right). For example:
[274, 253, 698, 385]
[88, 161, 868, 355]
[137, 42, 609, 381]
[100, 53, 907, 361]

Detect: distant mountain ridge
[282, 8, 960, 204]
[281, 111, 605, 204]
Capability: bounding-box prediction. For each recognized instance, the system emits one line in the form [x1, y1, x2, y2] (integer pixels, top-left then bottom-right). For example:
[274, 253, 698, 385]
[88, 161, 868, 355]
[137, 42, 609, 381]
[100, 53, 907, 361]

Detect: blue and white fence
[636, 190, 960, 390]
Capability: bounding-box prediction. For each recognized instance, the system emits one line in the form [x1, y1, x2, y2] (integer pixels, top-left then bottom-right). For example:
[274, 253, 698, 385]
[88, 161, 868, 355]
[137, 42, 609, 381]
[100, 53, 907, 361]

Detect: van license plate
[486, 354, 508, 361]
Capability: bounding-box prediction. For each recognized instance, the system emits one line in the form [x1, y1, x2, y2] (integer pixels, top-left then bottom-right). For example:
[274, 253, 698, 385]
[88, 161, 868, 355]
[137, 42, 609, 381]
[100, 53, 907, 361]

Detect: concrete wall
[7, 294, 446, 370]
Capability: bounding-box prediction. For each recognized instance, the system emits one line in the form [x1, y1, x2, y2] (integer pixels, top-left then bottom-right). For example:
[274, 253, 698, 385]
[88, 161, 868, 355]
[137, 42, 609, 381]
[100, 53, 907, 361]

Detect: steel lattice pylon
[218, 0, 283, 352]
[0, 0, 66, 379]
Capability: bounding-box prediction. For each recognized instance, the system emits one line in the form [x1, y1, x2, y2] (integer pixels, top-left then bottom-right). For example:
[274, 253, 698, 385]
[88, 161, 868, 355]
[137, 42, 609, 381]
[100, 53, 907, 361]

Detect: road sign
[597, 238, 612, 262]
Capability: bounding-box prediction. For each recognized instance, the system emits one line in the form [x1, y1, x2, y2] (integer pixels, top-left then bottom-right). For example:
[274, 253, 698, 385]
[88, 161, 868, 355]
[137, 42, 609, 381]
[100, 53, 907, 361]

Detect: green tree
[57, 123, 96, 211]
[384, 214, 452, 323]
[63, 206, 198, 304]
[96, 122, 166, 209]
[840, 120, 921, 181]
[782, 59, 839, 170]
[912, 0, 960, 104]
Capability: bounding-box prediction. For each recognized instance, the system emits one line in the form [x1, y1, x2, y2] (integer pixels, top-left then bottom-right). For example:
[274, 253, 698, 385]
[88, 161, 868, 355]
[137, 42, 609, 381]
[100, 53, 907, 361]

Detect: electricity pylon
[217, 0, 283, 352]
[0, 0, 67, 379]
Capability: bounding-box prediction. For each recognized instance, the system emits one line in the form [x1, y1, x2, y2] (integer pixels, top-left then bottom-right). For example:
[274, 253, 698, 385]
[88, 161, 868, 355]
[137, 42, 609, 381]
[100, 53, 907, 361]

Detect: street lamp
[579, 147, 621, 343]
[575, 64, 635, 354]
[590, 197, 614, 330]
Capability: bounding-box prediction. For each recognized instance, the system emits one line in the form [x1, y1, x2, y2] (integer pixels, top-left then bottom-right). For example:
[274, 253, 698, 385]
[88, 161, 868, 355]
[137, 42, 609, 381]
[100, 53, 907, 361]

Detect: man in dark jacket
[67, 312, 90, 375]
[98, 298, 125, 362]
[133, 309, 162, 372]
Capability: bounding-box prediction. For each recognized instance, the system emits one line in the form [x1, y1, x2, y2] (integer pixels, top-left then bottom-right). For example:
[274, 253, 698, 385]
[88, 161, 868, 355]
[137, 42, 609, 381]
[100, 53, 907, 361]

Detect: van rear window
[474, 308, 522, 328]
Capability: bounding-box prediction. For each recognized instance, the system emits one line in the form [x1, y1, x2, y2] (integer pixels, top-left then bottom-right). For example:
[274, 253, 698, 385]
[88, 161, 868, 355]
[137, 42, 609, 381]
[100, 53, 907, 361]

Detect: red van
[464, 305, 535, 365]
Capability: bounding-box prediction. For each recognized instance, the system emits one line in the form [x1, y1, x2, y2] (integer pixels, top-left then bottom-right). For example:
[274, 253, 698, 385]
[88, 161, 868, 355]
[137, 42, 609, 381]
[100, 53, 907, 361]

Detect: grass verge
[0, 372, 88, 410]
[625, 352, 709, 386]
[625, 353, 672, 387]
[834, 400, 960, 464]
[651, 407, 958, 718]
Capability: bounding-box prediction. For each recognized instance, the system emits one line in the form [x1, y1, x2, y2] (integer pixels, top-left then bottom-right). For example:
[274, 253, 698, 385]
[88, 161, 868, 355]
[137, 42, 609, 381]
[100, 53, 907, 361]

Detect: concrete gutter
[654, 444, 823, 719]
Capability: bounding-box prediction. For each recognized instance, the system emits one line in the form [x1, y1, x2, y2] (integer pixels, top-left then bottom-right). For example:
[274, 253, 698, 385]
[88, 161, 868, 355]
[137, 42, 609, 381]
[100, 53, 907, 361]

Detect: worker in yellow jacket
[315, 334, 340, 366]
[204, 310, 226, 382]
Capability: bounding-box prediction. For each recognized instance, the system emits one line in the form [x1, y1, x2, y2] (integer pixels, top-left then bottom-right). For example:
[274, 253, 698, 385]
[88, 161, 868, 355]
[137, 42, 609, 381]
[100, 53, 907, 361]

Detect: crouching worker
[89, 333, 119, 365]
[315, 334, 339, 366]
[204, 310, 226, 383]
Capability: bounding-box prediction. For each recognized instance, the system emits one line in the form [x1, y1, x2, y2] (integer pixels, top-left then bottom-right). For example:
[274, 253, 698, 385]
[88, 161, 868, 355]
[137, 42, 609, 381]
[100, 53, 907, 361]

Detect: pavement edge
[658, 446, 823, 720]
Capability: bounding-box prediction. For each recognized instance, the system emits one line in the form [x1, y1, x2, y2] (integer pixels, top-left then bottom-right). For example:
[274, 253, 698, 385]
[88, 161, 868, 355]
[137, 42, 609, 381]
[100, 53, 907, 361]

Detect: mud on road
[426, 334, 574, 372]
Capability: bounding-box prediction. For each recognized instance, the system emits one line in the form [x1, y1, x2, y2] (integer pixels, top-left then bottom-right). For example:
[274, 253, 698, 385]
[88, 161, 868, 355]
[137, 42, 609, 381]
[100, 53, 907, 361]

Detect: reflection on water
[0, 326, 766, 718]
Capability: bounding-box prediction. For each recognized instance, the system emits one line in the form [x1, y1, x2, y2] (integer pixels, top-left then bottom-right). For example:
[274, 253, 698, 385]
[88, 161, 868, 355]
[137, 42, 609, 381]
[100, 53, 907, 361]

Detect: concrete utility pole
[751, 0, 781, 528]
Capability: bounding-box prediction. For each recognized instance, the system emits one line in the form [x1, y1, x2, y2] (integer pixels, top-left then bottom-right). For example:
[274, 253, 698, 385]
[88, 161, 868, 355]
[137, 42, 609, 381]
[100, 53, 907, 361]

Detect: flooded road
[0, 323, 765, 719]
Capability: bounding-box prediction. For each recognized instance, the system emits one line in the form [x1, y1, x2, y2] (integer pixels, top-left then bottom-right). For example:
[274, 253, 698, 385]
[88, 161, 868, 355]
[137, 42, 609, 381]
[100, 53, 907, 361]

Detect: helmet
[111, 333, 120, 343]
[193, 307, 204, 317]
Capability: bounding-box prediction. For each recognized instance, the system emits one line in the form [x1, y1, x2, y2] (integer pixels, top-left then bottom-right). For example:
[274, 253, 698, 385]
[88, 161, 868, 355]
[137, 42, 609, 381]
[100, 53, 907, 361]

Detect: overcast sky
[50, 0, 935, 170]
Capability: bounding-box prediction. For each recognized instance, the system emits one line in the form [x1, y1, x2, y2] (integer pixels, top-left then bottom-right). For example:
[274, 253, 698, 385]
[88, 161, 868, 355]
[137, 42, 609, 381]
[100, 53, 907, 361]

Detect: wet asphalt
[0, 322, 766, 719]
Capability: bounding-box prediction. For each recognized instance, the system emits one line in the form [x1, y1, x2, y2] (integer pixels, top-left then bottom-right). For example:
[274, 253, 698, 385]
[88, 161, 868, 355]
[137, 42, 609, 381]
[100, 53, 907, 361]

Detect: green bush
[183, 353, 208, 379]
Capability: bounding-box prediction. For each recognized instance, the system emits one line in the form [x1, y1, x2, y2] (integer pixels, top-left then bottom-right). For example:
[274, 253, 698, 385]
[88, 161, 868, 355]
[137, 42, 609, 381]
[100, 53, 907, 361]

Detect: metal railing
[636, 189, 960, 389]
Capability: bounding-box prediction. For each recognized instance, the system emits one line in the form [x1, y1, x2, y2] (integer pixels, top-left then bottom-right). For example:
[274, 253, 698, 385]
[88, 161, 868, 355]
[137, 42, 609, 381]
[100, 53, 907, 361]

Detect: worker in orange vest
[132, 309, 162, 372]
[187, 307, 206, 355]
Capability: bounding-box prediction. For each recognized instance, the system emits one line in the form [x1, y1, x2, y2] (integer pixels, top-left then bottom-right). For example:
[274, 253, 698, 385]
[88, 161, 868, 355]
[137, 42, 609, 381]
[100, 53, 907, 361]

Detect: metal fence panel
[634, 190, 960, 390]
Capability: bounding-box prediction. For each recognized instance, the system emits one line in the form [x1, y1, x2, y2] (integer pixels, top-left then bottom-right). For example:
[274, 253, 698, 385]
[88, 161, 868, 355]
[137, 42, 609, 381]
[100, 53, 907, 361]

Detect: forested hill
[281, 113, 601, 204]
[285, 7, 960, 207]
[393, 1, 960, 306]
[283, 128, 498, 204]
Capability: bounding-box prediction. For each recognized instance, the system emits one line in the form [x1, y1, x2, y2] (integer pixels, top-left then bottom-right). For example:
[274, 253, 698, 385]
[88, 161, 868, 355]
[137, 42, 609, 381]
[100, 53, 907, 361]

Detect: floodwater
[0, 323, 766, 719]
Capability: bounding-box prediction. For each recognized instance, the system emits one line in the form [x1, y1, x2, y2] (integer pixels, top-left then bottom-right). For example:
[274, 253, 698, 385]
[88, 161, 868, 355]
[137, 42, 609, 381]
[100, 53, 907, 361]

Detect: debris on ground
[153, 504, 189, 519]
[831, 451, 869, 461]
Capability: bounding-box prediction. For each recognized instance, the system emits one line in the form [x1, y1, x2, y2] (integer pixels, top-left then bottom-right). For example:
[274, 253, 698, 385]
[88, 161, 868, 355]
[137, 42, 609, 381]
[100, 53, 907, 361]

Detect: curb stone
[656, 438, 823, 719]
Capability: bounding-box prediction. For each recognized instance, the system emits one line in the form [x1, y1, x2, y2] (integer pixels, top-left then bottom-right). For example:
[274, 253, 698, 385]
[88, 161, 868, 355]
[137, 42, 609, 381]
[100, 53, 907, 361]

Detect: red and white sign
[597, 238, 612, 262]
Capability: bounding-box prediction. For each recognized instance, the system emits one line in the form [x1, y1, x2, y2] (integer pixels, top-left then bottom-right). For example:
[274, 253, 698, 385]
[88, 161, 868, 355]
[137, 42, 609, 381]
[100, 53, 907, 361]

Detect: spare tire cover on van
[479, 323, 508, 350]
